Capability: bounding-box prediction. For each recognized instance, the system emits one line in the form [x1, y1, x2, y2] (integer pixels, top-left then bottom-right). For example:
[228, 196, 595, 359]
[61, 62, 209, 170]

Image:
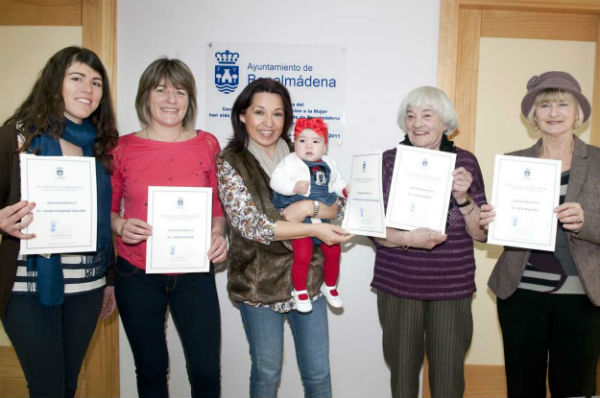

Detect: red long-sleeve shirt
[110, 131, 223, 270]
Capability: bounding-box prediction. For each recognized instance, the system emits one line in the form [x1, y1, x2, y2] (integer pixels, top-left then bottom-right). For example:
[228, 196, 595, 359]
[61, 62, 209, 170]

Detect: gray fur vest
[220, 148, 324, 304]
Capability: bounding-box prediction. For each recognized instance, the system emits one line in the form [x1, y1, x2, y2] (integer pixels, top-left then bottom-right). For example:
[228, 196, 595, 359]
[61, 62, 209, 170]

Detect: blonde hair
[527, 89, 584, 130]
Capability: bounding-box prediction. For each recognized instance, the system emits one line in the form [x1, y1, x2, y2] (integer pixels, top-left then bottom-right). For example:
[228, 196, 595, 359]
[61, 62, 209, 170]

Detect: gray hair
[397, 86, 459, 136]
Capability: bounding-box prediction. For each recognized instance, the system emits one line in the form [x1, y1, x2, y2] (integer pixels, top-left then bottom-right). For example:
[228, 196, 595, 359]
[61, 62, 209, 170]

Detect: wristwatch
[312, 200, 320, 217]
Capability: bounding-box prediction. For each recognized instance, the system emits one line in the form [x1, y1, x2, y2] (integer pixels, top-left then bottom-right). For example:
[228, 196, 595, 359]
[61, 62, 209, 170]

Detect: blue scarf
[26, 118, 113, 306]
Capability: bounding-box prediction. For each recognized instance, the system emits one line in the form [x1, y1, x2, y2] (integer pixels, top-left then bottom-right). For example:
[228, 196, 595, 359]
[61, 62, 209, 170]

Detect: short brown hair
[135, 57, 197, 130]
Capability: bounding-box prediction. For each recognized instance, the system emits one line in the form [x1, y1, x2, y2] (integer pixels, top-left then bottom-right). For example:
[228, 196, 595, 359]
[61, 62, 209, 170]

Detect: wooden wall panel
[438, 0, 600, 159]
[437, 0, 460, 102]
[482, 9, 597, 41]
[0, 317, 119, 398]
[0, 346, 28, 398]
[80, 313, 120, 398]
[451, 8, 481, 152]
[459, 0, 600, 13]
[0, 0, 80, 26]
[592, 17, 600, 148]
[82, 0, 117, 100]
[423, 362, 507, 397]
[0, 0, 119, 397]
[437, 1, 600, 395]
[80, 1, 119, 395]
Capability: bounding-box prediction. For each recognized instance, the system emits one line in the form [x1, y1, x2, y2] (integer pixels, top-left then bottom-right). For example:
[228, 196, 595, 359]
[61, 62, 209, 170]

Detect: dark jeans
[2, 288, 103, 398]
[498, 289, 600, 398]
[115, 256, 221, 398]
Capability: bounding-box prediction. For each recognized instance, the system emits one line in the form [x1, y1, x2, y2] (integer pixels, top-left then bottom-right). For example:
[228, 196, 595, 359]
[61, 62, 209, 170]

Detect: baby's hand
[293, 181, 310, 195]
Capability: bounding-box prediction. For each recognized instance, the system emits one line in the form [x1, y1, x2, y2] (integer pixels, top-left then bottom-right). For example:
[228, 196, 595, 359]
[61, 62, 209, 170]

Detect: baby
[270, 117, 347, 312]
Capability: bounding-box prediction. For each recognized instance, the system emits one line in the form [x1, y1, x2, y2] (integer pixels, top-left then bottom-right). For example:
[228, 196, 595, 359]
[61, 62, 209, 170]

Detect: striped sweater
[372, 146, 487, 300]
[13, 253, 106, 295]
[518, 170, 584, 294]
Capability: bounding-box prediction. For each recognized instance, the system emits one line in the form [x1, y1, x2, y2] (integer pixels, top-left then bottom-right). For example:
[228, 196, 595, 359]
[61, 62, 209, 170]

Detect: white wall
[117, 1, 440, 397]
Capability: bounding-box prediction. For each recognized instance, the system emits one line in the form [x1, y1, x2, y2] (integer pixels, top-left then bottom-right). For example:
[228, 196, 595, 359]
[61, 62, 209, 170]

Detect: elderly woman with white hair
[373, 86, 487, 398]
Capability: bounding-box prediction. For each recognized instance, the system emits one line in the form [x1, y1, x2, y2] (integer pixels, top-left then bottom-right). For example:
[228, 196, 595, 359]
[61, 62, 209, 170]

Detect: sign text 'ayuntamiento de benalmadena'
[205, 42, 346, 144]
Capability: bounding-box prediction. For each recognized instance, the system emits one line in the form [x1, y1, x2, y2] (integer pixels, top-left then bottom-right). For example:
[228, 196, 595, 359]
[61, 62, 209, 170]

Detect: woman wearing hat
[480, 71, 600, 397]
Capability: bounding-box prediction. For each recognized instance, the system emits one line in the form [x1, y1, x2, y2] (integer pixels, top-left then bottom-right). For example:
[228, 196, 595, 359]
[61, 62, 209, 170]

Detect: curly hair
[293, 117, 328, 144]
[3, 46, 119, 172]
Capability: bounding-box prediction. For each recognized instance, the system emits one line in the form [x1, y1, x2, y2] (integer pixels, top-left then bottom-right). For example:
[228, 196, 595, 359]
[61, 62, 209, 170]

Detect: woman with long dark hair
[217, 78, 351, 398]
[0, 46, 118, 398]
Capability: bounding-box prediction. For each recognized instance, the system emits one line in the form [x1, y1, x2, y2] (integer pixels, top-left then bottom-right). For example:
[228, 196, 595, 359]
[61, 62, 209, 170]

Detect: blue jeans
[239, 296, 331, 398]
[115, 256, 221, 398]
[2, 288, 103, 398]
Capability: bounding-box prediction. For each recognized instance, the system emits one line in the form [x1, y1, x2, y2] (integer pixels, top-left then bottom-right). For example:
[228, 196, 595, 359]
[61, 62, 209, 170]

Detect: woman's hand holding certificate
[19, 154, 97, 254]
[145, 186, 212, 273]
[342, 152, 386, 238]
[486, 155, 561, 251]
[385, 145, 456, 234]
[0, 200, 36, 239]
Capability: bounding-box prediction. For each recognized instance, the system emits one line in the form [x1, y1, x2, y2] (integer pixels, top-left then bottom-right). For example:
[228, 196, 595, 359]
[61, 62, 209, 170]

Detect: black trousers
[115, 256, 221, 398]
[2, 288, 103, 398]
[498, 289, 600, 398]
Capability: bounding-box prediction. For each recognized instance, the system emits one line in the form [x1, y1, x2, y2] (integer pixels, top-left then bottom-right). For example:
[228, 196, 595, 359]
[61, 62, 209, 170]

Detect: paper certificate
[487, 155, 561, 251]
[385, 145, 456, 234]
[342, 152, 386, 238]
[146, 186, 212, 273]
[20, 154, 97, 255]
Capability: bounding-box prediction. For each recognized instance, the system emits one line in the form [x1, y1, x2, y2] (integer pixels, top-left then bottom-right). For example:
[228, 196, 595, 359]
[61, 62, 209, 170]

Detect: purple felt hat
[521, 71, 591, 123]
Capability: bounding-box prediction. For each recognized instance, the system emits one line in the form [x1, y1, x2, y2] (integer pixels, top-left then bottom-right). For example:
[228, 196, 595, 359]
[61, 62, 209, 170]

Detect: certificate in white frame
[385, 145, 456, 234]
[20, 154, 97, 255]
[342, 152, 386, 238]
[487, 155, 561, 252]
[146, 186, 212, 273]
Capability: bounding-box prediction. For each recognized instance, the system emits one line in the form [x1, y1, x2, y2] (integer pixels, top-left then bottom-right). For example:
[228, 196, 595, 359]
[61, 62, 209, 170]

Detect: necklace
[145, 127, 184, 142]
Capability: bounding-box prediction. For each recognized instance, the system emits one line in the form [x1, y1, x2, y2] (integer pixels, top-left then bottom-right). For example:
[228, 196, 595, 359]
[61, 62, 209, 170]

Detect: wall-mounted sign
[205, 42, 346, 144]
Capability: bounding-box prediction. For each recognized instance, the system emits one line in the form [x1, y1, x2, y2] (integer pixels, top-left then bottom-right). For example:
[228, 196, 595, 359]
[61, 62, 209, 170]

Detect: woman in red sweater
[110, 58, 226, 398]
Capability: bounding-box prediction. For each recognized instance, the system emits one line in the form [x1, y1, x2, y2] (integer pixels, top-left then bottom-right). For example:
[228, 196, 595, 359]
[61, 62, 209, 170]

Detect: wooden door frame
[437, 0, 600, 152]
[0, 1, 119, 397]
[433, 0, 600, 396]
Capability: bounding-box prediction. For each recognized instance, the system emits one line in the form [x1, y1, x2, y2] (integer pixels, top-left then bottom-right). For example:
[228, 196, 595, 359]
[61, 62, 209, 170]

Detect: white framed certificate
[146, 186, 212, 273]
[342, 152, 386, 238]
[20, 154, 97, 255]
[385, 145, 456, 234]
[487, 155, 561, 251]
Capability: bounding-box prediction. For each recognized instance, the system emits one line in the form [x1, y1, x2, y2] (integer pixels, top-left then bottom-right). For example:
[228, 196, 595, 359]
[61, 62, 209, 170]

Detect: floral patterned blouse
[217, 156, 340, 312]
